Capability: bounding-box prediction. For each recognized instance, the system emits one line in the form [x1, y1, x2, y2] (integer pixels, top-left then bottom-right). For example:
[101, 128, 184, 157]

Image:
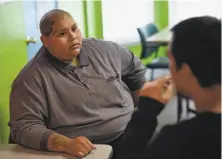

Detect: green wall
[0, 0, 169, 143]
[154, 0, 168, 30]
[85, 1, 103, 39]
[154, 0, 168, 57]
[0, 1, 27, 143]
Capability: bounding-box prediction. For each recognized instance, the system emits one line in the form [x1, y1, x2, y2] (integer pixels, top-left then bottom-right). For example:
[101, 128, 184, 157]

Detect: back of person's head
[170, 16, 221, 88]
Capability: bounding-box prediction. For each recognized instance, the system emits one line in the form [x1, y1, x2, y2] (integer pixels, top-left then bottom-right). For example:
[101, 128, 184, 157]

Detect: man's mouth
[70, 43, 80, 50]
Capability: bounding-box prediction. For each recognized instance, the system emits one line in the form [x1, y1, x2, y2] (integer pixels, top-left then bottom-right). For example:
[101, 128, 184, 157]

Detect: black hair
[171, 16, 221, 87]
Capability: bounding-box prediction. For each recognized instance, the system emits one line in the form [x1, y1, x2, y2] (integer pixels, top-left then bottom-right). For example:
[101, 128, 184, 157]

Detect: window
[169, 0, 222, 28]
[102, 0, 154, 45]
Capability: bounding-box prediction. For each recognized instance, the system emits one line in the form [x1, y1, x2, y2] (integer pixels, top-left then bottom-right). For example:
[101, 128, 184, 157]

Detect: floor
[145, 68, 196, 132]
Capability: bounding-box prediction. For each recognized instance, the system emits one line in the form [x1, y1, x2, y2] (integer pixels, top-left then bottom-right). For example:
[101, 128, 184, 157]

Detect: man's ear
[180, 63, 193, 79]
[40, 35, 48, 47]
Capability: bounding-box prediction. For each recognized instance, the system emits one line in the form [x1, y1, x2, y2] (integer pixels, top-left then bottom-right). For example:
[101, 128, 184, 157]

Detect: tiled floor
[145, 68, 196, 132]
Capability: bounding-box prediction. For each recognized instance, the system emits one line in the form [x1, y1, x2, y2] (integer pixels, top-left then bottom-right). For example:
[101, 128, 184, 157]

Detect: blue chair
[177, 93, 197, 122]
[137, 23, 169, 80]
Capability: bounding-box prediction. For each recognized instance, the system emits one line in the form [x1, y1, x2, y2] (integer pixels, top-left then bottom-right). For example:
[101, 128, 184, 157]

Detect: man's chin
[176, 90, 190, 98]
[71, 49, 80, 57]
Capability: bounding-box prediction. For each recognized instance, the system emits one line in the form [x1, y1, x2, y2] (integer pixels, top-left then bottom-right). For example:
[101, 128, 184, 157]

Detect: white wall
[58, 0, 85, 37]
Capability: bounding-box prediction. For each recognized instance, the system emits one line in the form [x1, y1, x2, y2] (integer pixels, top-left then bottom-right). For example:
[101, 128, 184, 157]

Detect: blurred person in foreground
[114, 16, 221, 159]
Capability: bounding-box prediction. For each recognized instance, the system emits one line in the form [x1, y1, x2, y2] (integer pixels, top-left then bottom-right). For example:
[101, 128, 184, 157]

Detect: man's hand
[65, 136, 96, 157]
[139, 76, 175, 104]
[48, 133, 95, 158]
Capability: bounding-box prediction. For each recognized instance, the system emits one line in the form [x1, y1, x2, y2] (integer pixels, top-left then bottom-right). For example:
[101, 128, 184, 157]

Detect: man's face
[41, 14, 82, 60]
[167, 35, 193, 97]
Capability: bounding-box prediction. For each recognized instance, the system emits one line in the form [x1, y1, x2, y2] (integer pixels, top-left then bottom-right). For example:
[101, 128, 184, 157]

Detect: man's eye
[59, 32, 66, 36]
[72, 28, 77, 32]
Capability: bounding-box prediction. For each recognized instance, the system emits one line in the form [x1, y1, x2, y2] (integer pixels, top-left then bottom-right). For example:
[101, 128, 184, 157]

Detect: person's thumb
[162, 82, 174, 103]
[156, 75, 172, 87]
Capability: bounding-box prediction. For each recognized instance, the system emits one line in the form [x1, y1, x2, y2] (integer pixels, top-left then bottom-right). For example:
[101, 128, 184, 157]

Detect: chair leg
[186, 98, 189, 115]
[154, 51, 158, 58]
[186, 98, 197, 115]
[150, 69, 154, 80]
[177, 94, 183, 122]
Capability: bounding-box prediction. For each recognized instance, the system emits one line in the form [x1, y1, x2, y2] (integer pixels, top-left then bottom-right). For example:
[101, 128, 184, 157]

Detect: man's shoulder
[83, 38, 120, 52]
[159, 113, 220, 141]
[83, 38, 117, 45]
[161, 116, 205, 134]
[12, 50, 48, 87]
[155, 114, 221, 158]
[167, 112, 220, 130]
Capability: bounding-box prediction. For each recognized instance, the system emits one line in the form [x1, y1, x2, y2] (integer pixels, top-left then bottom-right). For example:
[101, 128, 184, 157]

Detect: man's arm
[9, 77, 94, 157]
[46, 132, 69, 152]
[113, 97, 165, 159]
[130, 90, 141, 107]
[47, 132, 95, 157]
[9, 77, 54, 150]
[114, 77, 173, 159]
[116, 45, 147, 106]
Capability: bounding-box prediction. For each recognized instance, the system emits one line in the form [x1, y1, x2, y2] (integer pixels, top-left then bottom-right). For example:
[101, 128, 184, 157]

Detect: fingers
[75, 137, 95, 158]
[77, 152, 84, 158]
[86, 139, 96, 149]
[76, 144, 91, 157]
[162, 82, 174, 103]
[83, 142, 92, 152]
[156, 75, 172, 86]
[77, 150, 87, 158]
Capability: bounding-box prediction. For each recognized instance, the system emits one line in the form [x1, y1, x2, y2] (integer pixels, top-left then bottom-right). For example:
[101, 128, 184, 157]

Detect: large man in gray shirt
[9, 9, 146, 157]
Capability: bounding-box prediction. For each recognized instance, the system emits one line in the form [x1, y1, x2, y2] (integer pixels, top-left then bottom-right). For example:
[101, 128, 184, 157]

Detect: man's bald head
[39, 9, 72, 36]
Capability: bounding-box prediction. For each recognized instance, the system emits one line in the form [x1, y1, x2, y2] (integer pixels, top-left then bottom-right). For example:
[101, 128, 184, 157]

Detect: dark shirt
[116, 97, 221, 159]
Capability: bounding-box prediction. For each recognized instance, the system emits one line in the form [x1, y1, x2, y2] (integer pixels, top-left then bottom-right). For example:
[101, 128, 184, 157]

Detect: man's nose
[69, 31, 77, 40]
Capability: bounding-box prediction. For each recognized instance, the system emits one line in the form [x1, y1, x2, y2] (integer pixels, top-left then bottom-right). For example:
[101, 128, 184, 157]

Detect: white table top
[0, 144, 112, 159]
[146, 27, 172, 45]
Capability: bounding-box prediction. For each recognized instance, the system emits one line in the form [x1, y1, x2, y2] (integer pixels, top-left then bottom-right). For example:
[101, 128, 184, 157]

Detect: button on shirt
[9, 38, 146, 150]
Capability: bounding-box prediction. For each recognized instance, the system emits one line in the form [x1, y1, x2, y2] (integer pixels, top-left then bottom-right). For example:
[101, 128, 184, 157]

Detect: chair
[137, 23, 169, 80]
[177, 93, 197, 122]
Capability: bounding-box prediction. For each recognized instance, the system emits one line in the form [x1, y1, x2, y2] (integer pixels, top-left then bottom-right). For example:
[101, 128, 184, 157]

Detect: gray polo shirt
[9, 38, 146, 150]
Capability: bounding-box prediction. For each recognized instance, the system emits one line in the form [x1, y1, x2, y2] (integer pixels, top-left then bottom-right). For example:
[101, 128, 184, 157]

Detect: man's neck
[210, 100, 221, 113]
[192, 85, 221, 114]
[63, 57, 78, 65]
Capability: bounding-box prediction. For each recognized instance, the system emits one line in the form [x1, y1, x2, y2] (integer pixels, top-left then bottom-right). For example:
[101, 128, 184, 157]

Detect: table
[146, 27, 172, 46]
[0, 144, 112, 159]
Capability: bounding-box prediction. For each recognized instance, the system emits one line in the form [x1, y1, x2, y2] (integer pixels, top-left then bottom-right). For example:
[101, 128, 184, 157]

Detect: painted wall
[125, 0, 169, 66]
[85, 1, 103, 39]
[58, 1, 86, 37]
[0, 1, 27, 143]
[0, 0, 169, 143]
[154, 0, 168, 57]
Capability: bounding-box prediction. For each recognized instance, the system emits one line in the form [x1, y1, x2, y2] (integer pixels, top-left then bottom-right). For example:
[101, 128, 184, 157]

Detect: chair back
[137, 23, 159, 59]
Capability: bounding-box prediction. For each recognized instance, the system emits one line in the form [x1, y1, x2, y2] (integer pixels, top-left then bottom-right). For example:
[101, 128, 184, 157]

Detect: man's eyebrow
[52, 28, 66, 34]
[72, 24, 77, 27]
[52, 23, 77, 35]
[52, 23, 77, 34]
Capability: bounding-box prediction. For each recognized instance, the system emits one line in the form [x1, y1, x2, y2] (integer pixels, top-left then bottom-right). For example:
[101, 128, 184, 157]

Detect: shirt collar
[42, 45, 89, 73]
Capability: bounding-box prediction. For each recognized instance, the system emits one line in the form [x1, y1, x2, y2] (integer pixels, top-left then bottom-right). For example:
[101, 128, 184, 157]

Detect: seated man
[114, 16, 221, 159]
[8, 9, 149, 157]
